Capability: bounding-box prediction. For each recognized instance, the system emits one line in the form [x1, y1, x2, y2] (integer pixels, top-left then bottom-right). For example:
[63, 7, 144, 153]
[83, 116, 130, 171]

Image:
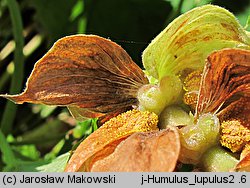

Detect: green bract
[138, 5, 250, 115]
[143, 5, 250, 80]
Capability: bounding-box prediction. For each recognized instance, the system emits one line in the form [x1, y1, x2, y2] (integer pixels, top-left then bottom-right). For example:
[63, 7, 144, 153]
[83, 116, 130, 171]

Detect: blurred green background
[0, 0, 250, 171]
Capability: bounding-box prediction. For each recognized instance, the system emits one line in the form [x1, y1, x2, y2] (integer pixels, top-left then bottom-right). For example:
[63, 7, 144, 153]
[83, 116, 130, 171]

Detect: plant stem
[0, 129, 16, 166]
[0, 0, 24, 135]
[0, 71, 10, 91]
[164, 0, 184, 26]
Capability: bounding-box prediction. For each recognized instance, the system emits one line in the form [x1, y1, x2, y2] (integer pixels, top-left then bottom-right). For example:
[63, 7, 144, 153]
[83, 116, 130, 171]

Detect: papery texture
[91, 128, 180, 172]
[0, 35, 148, 122]
[64, 110, 158, 172]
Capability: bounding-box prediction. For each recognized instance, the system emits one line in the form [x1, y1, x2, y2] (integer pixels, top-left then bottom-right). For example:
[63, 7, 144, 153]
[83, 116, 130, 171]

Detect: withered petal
[0, 35, 148, 122]
[235, 152, 250, 172]
[67, 106, 126, 124]
[91, 128, 180, 172]
[64, 110, 158, 172]
[240, 143, 250, 160]
[218, 97, 250, 127]
[196, 48, 250, 117]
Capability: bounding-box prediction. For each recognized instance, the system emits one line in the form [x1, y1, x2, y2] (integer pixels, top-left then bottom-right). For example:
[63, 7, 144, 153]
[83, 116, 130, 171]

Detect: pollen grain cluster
[183, 70, 202, 110]
[220, 120, 250, 152]
[102, 109, 159, 137]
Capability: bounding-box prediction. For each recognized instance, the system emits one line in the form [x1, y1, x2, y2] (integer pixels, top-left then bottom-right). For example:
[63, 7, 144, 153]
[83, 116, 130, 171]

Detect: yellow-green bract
[142, 5, 250, 80]
[137, 5, 250, 115]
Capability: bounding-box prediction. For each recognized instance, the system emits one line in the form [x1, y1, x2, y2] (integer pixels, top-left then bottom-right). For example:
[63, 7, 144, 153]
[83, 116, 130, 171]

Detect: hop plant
[1, 5, 250, 172]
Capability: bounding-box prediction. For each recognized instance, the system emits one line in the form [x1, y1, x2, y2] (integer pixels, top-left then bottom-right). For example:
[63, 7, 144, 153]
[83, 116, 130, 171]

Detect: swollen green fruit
[137, 75, 182, 115]
[179, 113, 220, 164]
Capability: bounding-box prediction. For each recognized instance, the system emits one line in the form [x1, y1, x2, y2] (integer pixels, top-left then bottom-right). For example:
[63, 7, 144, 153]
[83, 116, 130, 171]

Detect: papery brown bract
[64, 110, 159, 172]
[235, 152, 250, 171]
[192, 48, 250, 171]
[180, 49, 250, 167]
[0, 35, 148, 122]
[196, 48, 250, 117]
[236, 144, 250, 171]
[196, 48, 250, 153]
[91, 128, 180, 172]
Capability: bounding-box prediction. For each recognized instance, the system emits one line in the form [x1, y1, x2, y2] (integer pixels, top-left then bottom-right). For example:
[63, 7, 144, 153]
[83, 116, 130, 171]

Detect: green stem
[0, 71, 10, 91]
[164, 0, 184, 26]
[244, 15, 250, 31]
[1, 0, 24, 135]
[10, 134, 65, 146]
[0, 129, 16, 166]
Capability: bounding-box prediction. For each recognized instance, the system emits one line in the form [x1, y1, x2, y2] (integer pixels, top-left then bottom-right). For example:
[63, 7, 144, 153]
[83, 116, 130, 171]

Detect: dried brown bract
[0, 35, 148, 123]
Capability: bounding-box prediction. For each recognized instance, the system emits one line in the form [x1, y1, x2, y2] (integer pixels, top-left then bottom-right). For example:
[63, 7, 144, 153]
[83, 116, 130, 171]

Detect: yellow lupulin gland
[220, 119, 250, 153]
